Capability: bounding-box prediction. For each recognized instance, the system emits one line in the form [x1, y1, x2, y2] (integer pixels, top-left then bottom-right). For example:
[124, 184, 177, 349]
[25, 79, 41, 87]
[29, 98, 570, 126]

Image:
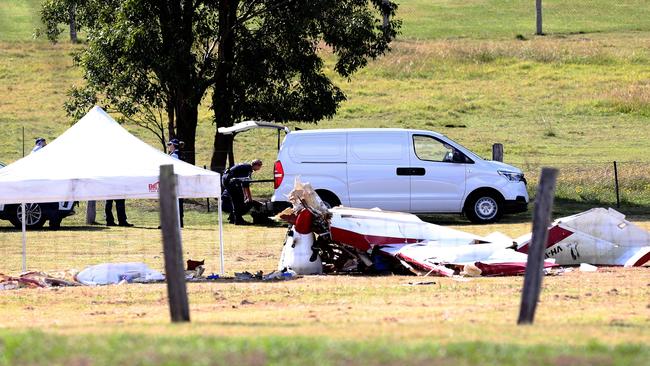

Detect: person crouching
[221, 159, 263, 225]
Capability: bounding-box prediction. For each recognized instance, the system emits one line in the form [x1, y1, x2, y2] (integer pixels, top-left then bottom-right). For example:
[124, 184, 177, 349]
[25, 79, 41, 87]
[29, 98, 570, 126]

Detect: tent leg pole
[217, 196, 224, 275]
[21, 202, 26, 272]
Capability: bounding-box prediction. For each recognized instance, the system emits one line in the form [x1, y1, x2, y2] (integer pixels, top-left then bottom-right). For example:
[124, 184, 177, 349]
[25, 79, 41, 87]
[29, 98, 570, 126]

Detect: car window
[413, 135, 454, 162]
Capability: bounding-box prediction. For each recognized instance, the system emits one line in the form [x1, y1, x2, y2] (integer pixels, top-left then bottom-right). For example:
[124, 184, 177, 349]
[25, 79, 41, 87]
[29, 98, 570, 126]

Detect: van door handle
[396, 167, 426, 176]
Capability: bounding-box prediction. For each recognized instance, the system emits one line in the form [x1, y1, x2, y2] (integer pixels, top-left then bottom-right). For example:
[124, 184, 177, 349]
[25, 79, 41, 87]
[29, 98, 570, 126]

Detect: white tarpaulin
[0, 106, 220, 204]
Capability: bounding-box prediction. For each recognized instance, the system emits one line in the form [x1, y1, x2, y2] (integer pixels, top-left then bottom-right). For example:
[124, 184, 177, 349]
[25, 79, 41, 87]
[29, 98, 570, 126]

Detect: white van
[271, 128, 529, 223]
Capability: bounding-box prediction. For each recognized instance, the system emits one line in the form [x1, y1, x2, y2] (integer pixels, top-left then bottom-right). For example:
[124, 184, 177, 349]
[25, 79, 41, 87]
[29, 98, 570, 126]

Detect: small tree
[39, 0, 96, 43]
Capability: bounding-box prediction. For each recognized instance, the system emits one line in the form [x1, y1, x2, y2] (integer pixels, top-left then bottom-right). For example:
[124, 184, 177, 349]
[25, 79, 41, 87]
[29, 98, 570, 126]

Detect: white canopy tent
[0, 106, 225, 273]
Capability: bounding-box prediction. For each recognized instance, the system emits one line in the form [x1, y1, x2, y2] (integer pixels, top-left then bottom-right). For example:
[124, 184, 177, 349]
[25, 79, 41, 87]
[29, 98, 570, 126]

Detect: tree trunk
[382, 0, 389, 28]
[210, 0, 239, 173]
[68, 3, 78, 43]
[536, 0, 543, 35]
[175, 98, 198, 165]
[166, 99, 175, 140]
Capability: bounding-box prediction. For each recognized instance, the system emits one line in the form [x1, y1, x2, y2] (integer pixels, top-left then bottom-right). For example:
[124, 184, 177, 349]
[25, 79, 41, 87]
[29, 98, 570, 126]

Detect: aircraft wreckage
[275, 179, 650, 276]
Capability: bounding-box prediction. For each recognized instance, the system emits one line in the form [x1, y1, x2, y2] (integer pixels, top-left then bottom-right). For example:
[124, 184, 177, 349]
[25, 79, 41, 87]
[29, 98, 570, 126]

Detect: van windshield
[446, 138, 483, 161]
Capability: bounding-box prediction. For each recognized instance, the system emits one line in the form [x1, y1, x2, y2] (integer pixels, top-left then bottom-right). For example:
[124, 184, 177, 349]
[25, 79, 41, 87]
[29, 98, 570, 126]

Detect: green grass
[1, 331, 649, 365]
[398, 0, 650, 40]
[0, 0, 42, 42]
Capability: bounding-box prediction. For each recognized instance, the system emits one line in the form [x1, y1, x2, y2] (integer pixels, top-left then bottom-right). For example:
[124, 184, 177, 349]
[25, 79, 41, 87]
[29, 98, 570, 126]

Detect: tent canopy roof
[0, 107, 220, 204]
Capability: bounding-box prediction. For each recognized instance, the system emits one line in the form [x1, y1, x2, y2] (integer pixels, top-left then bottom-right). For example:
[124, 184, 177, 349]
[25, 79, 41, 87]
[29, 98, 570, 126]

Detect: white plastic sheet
[76, 262, 164, 285]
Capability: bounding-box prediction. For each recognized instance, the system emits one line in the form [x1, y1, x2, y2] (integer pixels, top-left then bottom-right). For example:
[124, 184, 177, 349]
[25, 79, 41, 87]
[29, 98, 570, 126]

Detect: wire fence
[0, 199, 284, 276]
[1, 159, 649, 275]
[512, 161, 650, 207]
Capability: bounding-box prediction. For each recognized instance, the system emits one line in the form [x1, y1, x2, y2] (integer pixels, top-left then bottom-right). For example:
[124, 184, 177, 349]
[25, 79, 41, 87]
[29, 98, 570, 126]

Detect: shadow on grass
[0, 225, 109, 233]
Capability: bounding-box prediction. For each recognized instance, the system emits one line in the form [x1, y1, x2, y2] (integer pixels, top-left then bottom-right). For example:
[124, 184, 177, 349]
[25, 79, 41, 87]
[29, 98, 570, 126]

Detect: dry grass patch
[600, 82, 650, 116]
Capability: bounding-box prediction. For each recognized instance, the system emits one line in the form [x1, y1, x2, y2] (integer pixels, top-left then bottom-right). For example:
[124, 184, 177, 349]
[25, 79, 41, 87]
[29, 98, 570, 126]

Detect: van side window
[413, 135, 455, 162]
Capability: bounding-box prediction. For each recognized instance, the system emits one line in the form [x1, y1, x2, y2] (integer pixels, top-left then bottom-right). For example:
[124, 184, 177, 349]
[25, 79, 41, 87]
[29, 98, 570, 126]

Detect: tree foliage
[41, 0, 400, 167]
[37, 0, 98, 43]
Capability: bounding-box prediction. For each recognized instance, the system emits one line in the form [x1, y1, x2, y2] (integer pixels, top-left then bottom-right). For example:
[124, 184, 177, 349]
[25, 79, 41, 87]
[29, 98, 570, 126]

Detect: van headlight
[498, 170, 525, 182]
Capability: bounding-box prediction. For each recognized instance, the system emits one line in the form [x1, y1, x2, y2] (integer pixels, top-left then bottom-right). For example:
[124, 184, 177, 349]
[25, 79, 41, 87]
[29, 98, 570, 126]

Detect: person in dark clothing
[167, 138, 184, 227]
[105, 199, 133, 227]
[31, 137, 46, 153]
[221, 159, 263, 225]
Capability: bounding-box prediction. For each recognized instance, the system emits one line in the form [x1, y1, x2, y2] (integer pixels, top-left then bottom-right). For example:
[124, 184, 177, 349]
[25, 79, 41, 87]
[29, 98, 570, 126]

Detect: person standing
[167, 138, 184, 227]
[221, 159, 263, 225]
[105, 199, 133, 227]
[31, 137, 46, 153]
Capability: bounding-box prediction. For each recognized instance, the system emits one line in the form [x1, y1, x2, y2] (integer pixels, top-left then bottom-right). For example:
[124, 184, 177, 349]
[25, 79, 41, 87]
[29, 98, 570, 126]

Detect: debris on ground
[264, 268, 298, 281]
[186, 259, 205, 271]
[0, 271, 80, 290]
[579, 263, 598, 272]
[406, 281, 436, 286]
[75, 262, 164, 285]
[273, 177, 649, 277]
[234, 271, 264, 281]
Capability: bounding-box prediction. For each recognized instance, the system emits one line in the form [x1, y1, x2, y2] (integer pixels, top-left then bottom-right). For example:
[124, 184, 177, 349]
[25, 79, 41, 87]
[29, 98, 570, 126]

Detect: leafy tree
[38, 0, 97, 43]
[42, 0, 400, 167]
[210, 0, 400, 171]
[57, 0, 218, 162]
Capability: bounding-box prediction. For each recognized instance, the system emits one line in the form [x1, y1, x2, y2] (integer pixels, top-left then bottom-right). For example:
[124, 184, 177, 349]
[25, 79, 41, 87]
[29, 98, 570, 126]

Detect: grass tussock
[600, 83, 650, 116]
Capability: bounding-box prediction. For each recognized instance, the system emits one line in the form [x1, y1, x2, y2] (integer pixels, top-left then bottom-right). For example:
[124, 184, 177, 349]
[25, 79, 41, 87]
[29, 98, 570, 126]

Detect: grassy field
[1, 270, 650, 365]
[1, 1, 650, 364]
[2, 1, 649, 205]
[1, 203, 649, 364]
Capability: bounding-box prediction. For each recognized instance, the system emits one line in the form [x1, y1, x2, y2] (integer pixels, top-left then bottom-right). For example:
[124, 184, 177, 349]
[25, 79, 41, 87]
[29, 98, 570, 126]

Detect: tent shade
[0, 107, 220, 204]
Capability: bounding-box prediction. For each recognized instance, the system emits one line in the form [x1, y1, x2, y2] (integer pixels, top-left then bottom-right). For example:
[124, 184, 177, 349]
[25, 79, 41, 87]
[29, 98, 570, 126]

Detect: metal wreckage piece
[516, 208, 650, 267]
[275, 178, 650, 277]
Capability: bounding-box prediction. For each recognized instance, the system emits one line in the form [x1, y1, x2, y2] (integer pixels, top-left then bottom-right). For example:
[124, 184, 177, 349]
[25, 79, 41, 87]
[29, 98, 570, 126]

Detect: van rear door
[347, 131, 410, 211]
[409, 133, 467, 213]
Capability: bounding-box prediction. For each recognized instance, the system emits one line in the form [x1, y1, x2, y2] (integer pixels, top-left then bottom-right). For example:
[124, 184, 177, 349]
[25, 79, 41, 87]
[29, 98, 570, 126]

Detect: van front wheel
[465, 194, 503, 224]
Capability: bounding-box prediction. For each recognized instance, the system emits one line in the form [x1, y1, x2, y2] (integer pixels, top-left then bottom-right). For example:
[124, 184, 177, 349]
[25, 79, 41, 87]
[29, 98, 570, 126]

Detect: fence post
[536, 0, 543, 35]
[613, 161, 620, 208]
[492, 143, 504, 162]
[85, 201, 96, 224]
[159, 164, 190, 322]
[518, 167, 558, 325]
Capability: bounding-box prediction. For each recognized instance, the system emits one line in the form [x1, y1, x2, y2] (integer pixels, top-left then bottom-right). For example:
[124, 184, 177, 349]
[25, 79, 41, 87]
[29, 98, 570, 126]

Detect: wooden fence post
[518, 167, 558, 325]
[492, 143, 504, 162]
[85, 201, 96, 224]
[536, 0, 543, 35]
[159, 164, 190, 322]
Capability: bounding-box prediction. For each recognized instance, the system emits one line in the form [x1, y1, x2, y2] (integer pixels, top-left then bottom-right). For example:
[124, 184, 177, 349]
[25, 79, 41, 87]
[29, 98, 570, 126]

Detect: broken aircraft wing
[516, 208, 650, 267]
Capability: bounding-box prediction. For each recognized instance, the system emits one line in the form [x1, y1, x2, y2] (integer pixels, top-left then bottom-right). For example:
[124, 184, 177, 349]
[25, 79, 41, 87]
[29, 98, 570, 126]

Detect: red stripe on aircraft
[517, 225, 574, 254]
[330, 227, 420, 251]
[632, 251, 650, 267]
